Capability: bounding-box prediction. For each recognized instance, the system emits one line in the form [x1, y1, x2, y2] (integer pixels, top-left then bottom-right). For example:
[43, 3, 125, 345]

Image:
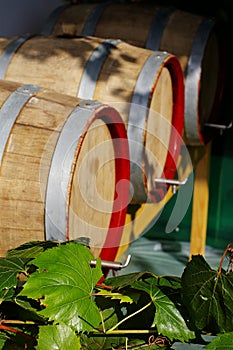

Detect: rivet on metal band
[0, 84, 42, 166]
[0, 34, 32, 79]
[77, 39, 121, 99]
[45, 100, 101, 242]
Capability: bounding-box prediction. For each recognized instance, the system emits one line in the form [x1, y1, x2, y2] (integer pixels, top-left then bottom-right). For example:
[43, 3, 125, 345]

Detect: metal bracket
[90, 254, 131, 271]
[155, 177, 188, 194]
[204, 121, 232, 135]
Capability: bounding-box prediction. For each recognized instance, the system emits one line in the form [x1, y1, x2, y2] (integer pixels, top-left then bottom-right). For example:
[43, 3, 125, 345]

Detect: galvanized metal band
[81, 1, 113, 36]
[146, 7, 174, 50]
[45, 100, 101, 242]
[0, 84, 42, 166]
[127, 51, 170, 203]
[41, 4, 69, 35]
[184, 18, 215, 144]
[77, 39, 121, 99]
[0, 34, 31, 79]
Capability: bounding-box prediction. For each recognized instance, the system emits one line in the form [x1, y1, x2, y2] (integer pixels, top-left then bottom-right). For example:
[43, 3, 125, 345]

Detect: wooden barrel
[42, 2, 227, 145]
[0, 79, 130, 259]
[0, 35, 184, 203]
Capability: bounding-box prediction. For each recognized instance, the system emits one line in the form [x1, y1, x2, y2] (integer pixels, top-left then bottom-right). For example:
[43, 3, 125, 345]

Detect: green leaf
[0, 333, 8, 349]
[131, 279, 195, 342]
[19, 243, 103, 332]
[104, 272, 188, 341]
[0, 299, 45, 325]
[104, 272, 154, 289]
[36, 324, 81, 350]
[105, 271, 181, 290]
[205, 332, 233, 349]
[95, 289, 134, 304]
[82, 309, 127, 349]
[6, 241, 59, 259]
[0, 287, 16, 302]
[0, 257, 27, 294]
[181, 255, 233, 333]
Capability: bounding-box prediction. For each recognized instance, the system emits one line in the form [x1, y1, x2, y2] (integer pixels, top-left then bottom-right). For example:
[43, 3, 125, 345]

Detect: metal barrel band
[41, 4, 69, 35]
[146, 6, 175, 50]
[184, 18, 215, 143]
[128, 51, 170, 203]
[77, 39, 121, 99]
[0, 84, 42, 166]
[81, 0, 113, 36]
[0, 34, 32, 79]
[45, 100, 101, 242]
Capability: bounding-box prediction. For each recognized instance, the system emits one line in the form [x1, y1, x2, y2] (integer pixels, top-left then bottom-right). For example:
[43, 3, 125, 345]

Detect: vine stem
[100, 329, 157, 335]
[99, 309, 105, 333]
[0, 321, 35, 341]
[217, 244, 230, 275]
[106, 301, 153, 333]
[95, 283, 112, 290]
[0, 320, 35, 325]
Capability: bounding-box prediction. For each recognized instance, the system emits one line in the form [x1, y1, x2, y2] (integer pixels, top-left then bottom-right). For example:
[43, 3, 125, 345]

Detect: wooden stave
[0, 35, 184, 203]
[0, 80, 130, 259]
[43, 2, 226, 145]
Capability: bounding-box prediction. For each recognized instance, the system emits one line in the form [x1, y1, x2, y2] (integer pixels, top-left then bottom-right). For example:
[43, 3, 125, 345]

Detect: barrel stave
[0, 80, 130, 258]
[43, 3, 226, 145]
[0, 36, 184, 203]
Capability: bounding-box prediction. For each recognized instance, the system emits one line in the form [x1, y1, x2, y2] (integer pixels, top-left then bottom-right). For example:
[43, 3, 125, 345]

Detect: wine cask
[0, 35, 184, 203]
[43, 2, 226, 144]
[0, 80, 130, 259]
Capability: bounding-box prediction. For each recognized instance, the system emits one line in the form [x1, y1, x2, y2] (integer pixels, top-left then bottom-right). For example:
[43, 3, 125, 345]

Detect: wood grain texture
[0, 35, 183, 203]
[0, 80, 129, 258]
[189, 142, 211, 258]
[46, 3, 225, 145]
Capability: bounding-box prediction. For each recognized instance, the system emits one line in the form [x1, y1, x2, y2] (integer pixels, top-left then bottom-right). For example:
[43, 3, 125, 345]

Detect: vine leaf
[181, 255, 233, 333]
[83, 309, 127, 349]
[6, 240, 59, 259]
[205, 332, 233, 349]
[95, 289, 134, 304]
[131, 279, 195, 342]
[36, 324, 81, 350]
[104, 272, 155, 289]
[0, 333, 7, 348]
[105, 271, 181, 290]
[19, 243, 103, 332]
[0, 257, 28, 294]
